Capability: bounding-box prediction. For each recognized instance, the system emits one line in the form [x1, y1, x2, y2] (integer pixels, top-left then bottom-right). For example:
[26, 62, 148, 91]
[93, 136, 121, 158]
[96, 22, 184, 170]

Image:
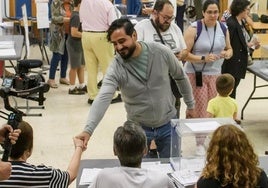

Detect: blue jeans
[49, 38, 68, 80]
[142, 121, 172, 158]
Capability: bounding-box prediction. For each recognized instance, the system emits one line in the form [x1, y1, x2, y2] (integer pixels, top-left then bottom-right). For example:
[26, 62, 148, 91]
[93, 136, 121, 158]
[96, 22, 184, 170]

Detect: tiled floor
[3, 45, 268, 187]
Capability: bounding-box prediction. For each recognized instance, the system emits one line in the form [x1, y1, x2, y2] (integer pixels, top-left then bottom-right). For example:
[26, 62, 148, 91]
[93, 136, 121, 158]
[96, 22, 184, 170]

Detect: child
[207, 73, 241, 124]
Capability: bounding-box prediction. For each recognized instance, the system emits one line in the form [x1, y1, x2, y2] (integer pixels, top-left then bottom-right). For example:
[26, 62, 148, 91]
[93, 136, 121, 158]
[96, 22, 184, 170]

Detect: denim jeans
[142, 121, 172, 158]
[49, 37, 68, 80]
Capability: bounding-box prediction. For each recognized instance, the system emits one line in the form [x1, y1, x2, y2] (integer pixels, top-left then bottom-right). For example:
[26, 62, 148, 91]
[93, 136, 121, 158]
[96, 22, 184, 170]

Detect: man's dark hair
[74, 0, 81, 7]
[230, 0, 250, 17]
[107, 18, 135, 42]
[113, 121, 147, 167]
[153, 0, 173, 12]
[10, 121, 33, 160]
[202, 0, 220, 12]
[216, 73, 235, 97]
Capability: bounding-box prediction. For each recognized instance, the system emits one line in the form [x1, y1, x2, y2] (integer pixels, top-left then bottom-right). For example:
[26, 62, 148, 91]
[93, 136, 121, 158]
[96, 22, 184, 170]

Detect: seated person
[207, 73, 240, 124]
[196, 124, 268, 187]
[89, 121, 175, 188]
[0, 121, 85, 187]
[0, 123, 21, 180]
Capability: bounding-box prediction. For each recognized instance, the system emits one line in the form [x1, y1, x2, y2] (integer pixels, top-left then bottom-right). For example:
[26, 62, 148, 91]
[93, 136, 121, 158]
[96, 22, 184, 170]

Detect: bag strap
[194, 20, 227, 43]
[150, 19, 165, 45]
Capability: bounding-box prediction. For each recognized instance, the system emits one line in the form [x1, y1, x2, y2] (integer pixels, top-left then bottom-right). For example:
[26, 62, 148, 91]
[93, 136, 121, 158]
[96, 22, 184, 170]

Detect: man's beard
[117, 43, 136, 60]
[155, 18, 170, 32]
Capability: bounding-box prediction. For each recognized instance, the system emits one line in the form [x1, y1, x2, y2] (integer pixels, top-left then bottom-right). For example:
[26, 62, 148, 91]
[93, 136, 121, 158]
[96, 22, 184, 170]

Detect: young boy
[207, 73, 240, 124]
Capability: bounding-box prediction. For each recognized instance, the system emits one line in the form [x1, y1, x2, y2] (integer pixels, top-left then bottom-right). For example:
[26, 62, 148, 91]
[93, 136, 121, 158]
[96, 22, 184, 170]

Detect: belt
[84, 30, 106, 33]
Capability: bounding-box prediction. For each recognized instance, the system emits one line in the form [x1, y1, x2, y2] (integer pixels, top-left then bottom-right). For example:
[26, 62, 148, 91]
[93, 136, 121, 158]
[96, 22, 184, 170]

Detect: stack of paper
[169, 169, 200, 187]
[79, 168, 102, 186]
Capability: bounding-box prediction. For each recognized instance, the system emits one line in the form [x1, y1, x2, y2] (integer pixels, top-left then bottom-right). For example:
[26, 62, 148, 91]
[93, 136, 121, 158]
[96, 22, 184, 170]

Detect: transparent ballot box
[170, 118, 236, 171]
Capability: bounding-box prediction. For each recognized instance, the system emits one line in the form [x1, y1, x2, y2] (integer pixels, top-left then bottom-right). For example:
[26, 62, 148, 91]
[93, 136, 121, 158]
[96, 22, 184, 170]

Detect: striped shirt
[0, 161, 69, 187]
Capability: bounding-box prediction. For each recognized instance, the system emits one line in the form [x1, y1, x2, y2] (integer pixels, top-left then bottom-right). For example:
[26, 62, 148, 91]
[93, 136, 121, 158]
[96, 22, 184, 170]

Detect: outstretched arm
[67, 137, 85, 184]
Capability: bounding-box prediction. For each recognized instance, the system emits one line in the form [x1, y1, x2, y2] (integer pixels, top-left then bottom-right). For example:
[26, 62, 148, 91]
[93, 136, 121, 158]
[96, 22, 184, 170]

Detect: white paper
[180, 158, 205, 172]
[141, 161, 173, 174]
[21, 4, 30, 58]
[36, 3, 50, 29]
[130, 19, 138, 25]
[79, 168, 102, 185]
[171, 169, 199, 186]
[185, 121, 221, 133]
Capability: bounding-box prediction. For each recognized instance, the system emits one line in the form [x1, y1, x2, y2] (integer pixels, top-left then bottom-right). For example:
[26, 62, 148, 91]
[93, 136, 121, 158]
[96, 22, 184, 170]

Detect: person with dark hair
[89, 121, 175, 188]
[206, 74, 240, 123]
[184, 0, 232, 155]
[135, 0, 188, 63]
[135, 0, 189, 157]
[66, 0, 87, 95]
[0, 124, 21, 180]
[0, 121, 85, 187]
[76, 18, 195, 158]
[222, 0, 260, 99]
[184, 0, 232, 118]
[196, 124, 268, 188]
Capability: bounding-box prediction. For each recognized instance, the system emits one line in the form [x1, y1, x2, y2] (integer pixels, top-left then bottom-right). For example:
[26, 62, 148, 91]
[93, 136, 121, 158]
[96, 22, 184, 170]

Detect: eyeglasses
[205, 10, 219, 15]
[158, 12, 175, 22]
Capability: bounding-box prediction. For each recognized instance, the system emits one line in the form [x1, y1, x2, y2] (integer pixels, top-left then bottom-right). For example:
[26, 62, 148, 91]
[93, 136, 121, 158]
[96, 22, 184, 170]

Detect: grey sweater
[84, 42, 195, 134]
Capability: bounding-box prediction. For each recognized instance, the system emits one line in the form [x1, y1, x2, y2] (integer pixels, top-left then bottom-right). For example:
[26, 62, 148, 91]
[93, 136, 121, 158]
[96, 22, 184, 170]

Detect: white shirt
[135, 19, 186, 53]
[89, 166, 175, 188]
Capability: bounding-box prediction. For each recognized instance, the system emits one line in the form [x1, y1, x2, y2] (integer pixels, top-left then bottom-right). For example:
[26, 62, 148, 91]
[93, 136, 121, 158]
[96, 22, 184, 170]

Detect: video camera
[1, 59, 50, 106]
[0, 60, 50, 161]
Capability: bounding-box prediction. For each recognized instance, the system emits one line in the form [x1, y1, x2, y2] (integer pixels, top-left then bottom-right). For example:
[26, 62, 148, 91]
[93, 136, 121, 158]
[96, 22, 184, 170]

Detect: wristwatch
[201, 56, 205, 61]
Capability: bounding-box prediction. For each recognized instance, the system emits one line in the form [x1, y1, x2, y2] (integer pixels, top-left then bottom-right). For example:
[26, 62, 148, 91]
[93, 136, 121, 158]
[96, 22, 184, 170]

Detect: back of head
[107, 18, 135, 42]
[203, 124, 261, 187]
[10, 121, 33, 160]
[216, 73, 235, 97]
[230, 0, 250, 17]
[113, 121, 147, 167]
[153, 0, 173, 12]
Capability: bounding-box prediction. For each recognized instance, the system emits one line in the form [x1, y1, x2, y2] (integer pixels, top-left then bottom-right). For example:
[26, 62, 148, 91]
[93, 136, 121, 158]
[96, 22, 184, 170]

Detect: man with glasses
[135, 0, 188, 117]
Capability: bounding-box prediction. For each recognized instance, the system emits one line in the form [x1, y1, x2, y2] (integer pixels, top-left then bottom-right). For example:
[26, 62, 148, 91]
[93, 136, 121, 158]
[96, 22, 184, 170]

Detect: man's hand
[186, 109, 196, 118]
[0, 161, 12, 180]
[0, 124, 21, 145]
[75, 131, 91, 149]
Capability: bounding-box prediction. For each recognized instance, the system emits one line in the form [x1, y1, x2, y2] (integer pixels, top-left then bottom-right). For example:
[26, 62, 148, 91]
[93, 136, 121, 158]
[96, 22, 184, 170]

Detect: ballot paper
[170, 169, 200, 186]
[141, 161, 174, 174]
[79, 168, 102, 186]
[185, 121, 221, 133]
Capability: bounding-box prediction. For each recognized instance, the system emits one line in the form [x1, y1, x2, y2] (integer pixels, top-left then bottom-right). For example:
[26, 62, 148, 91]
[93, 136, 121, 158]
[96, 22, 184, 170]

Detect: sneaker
[111, 94, 122, 104]
[59, 78, 70, 85]
[79, 85, 87, 93]
[88, 98, 94, 104]
[97, 80, 102, 89]
[69, 88, 85, 95]
[196, 145, 206, 156]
